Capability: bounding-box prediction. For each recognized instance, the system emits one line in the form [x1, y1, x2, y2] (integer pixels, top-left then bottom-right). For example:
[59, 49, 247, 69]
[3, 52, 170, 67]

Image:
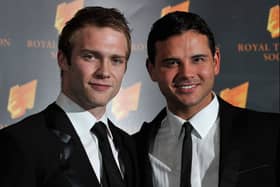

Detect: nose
[179, 60, 195, 78]
[96, 60, 110, 79]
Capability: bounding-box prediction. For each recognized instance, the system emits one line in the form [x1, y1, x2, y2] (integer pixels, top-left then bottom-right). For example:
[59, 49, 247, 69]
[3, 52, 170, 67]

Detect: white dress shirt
[150, 94, 220, 187]
[56, 93, 122, 181]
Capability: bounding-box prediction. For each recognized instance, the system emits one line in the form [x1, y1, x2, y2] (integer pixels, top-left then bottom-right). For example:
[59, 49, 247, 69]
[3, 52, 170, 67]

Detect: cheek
[113, 69, 126, 83]
[73, 65, 87, 77]
[157, 71, 175, 86]
[77, 60, 95, 73]
[163, 73, 173, 82]
[199, 65, 216, 78]
[70, 66, 93, 85]
[158, 67, 171, 77]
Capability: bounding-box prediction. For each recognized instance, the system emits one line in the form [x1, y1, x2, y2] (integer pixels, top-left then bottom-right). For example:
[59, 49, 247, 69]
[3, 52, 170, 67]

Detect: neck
[88, 107, 106, 120]
[168, 93, 214, 120]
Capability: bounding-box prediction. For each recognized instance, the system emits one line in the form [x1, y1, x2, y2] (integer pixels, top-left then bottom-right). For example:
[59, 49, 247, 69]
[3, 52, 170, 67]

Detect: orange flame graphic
[267, 5, 280, 38]
[219, 82, 249, 108]
[111, 82, 141, 120]
[54, 0, 84, 33]
[161, 0, 190, 17]
[7, 80, 37, 119]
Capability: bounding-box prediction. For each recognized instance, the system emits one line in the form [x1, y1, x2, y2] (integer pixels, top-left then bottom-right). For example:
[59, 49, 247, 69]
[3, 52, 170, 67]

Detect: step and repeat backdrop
[0, 0, 279, 134]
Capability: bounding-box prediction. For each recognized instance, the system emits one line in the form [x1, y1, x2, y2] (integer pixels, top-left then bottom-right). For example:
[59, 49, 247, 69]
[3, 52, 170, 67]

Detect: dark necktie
[180, 122, 193, 187]
[91, 122, 125, 187]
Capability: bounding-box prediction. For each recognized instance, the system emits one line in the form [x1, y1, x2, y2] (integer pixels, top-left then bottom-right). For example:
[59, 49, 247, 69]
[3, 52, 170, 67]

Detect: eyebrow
[81, 48, 127, 59]
[191, 54, 209, 59]
[161, 57, 180, 62]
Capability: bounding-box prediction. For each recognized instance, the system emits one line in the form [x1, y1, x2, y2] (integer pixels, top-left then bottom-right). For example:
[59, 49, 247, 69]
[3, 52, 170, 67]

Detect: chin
[178, 98, 201, 108]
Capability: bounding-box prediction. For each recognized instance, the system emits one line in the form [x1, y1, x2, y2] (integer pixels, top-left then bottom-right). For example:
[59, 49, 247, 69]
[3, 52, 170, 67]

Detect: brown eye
[192, 55, 207, 64]
[163, 59, 180, 67]
[193, 57, 203, 63]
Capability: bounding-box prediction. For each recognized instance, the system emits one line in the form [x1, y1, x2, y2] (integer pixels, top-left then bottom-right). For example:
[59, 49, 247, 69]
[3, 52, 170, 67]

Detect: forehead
[71, 25, 126, 43]
[155, 31, 211, 57]
[70, 25, 128, 55]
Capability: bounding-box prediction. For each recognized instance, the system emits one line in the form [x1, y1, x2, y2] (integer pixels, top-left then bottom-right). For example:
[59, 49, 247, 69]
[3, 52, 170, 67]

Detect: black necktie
[180, 122, 193, 187]
[91, 122, 125, 187]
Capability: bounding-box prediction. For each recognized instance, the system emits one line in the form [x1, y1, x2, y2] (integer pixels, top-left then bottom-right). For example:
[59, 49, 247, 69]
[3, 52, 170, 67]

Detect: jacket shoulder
[0, 103, 59, 143]
[1, 110, 46, 137]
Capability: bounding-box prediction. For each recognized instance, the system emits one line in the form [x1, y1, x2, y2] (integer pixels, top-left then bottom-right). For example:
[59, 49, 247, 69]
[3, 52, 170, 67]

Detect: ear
[146, 58, 157, 81]
[57, 50, 70, 72]
[213, 47, 221, 75]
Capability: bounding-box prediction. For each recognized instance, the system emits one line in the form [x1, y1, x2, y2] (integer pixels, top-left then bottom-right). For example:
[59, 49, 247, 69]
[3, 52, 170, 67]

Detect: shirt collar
[166, 93, 219, 139]
[166, 109, 185, 137]
[189, 94, 219, 139]
[55, 92, 113, 139]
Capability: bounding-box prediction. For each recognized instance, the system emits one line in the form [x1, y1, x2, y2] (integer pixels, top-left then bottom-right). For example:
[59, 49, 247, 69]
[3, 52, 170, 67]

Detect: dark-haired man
[135, 11, 280, 187]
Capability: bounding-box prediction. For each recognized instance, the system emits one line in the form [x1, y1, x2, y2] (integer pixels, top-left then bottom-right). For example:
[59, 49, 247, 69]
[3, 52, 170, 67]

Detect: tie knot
[183, 121, 193, 134]
[91, 121, 108, 140]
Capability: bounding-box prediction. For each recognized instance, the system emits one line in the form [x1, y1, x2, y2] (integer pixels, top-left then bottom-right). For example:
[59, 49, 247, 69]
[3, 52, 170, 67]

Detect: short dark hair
[147, 11, 216, 64]
[58, 6, 131, 63]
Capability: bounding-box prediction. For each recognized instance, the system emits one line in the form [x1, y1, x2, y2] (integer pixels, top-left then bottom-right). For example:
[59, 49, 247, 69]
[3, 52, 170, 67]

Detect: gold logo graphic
[0, 37, 11, 47]
[54, 0, 84, 33]
[111, 82, 141, 120]
[161, 0, 190, 17]
[219, 82, 249, 108]
[7, 80, 37, 119]
[267, 5, 280, 38]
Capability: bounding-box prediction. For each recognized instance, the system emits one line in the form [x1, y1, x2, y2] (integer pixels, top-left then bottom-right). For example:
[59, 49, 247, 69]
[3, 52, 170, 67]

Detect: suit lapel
[139, 108, 167, 187]
[44, 103, 100, 187]
[218, 98, 247, 187]
[108, 120, 133, 187]
[146, 108, 167, 151]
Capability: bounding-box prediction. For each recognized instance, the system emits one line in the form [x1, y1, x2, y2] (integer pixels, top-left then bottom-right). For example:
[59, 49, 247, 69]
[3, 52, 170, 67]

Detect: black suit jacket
[134, 98, 280, 187]
[0, 103, 140, 187]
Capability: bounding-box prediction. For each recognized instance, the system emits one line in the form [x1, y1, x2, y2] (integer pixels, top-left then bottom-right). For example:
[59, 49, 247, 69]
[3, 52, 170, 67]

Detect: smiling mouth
[174, 83, 199, 92]
[178, 85, 196, 89]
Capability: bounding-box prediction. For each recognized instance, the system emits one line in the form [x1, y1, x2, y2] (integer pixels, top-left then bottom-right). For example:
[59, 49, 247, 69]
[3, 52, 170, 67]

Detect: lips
[89, 82, 111, 91]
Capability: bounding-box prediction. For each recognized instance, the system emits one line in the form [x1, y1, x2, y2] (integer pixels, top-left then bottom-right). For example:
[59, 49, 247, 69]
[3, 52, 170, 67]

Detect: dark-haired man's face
[147, 30, 220, 119]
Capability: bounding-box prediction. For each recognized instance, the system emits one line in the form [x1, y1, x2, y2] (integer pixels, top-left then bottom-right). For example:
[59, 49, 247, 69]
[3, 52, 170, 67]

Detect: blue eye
[82, 54, 92, 60]
[113, 59, 121, 64]
[111, 57, 126, 65]
[81, 52, 98, 62]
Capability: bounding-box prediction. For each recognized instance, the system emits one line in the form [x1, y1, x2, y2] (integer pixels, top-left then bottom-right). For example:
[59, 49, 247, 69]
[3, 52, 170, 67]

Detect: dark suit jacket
[134, 98, 280, 187]
[0, 103, 140, 187]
